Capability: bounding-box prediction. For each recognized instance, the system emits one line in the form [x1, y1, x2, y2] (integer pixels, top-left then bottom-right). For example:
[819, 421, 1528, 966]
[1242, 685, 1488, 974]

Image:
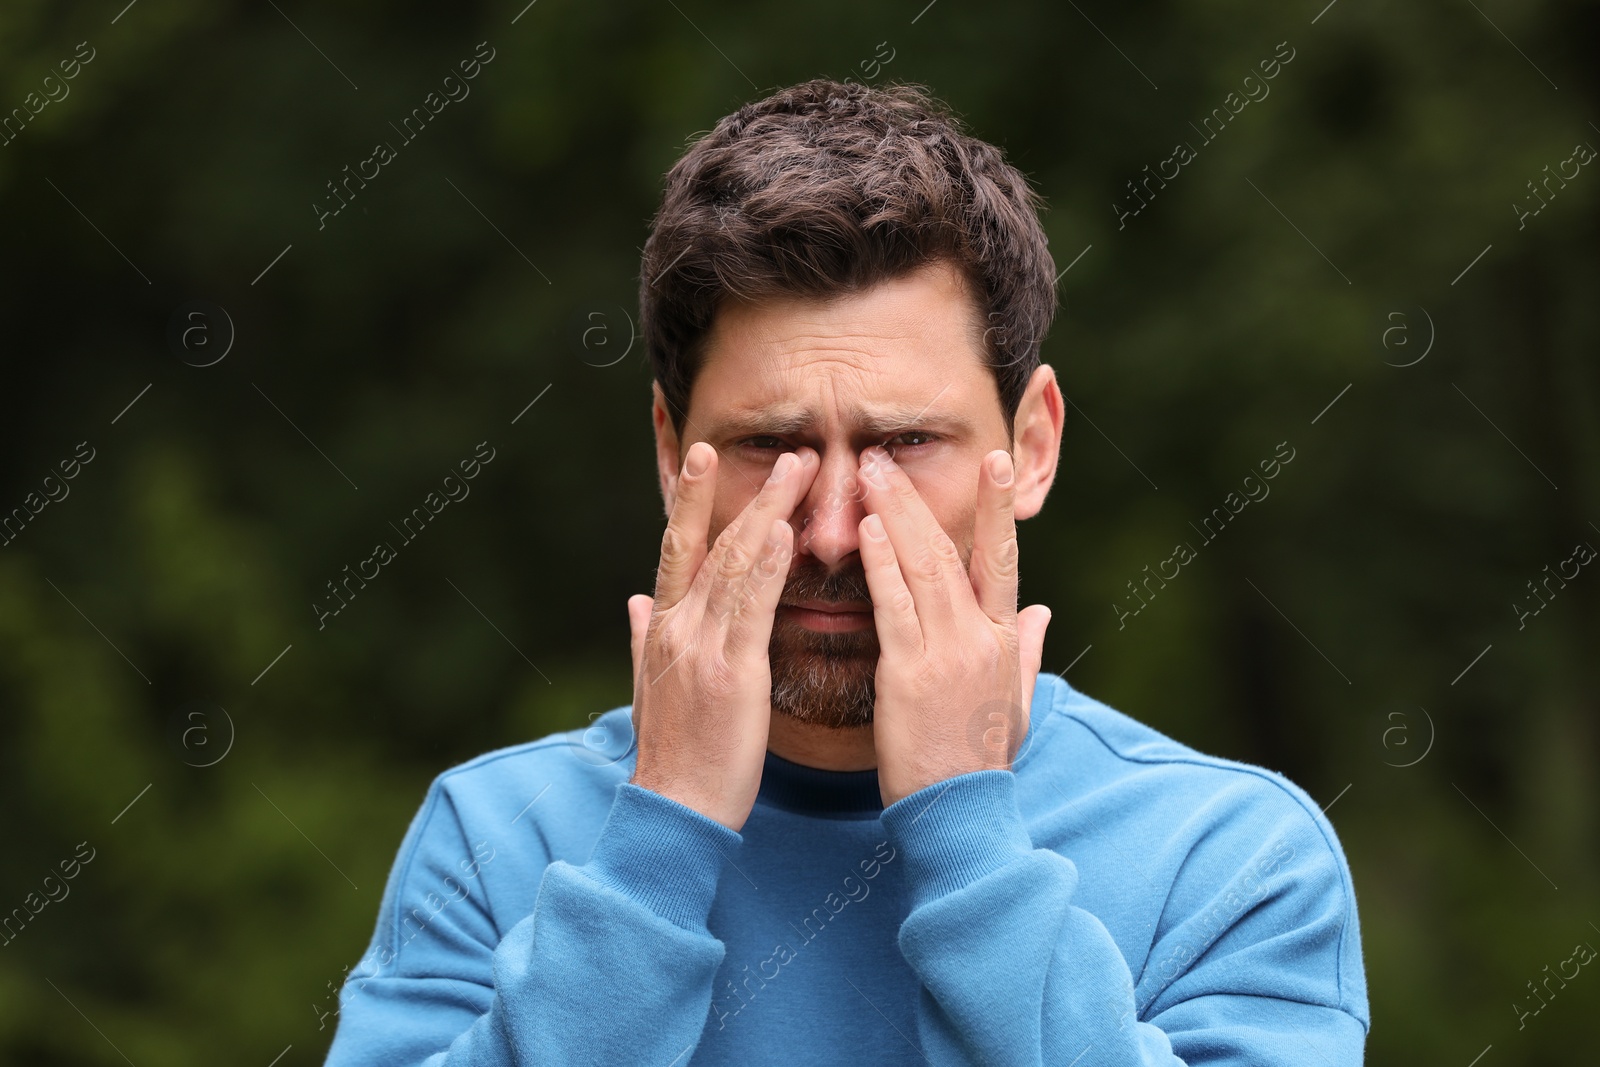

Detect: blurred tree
[1, 0, 1595, 1063]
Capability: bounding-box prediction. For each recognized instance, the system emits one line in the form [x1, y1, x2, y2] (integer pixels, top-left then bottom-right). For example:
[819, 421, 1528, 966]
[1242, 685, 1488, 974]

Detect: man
[323, 78, 1369, 1065]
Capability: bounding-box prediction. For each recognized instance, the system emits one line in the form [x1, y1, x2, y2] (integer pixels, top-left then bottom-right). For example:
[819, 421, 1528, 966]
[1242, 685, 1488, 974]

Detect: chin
[768, 626, 877, 730]
[771, 699, 874, 731]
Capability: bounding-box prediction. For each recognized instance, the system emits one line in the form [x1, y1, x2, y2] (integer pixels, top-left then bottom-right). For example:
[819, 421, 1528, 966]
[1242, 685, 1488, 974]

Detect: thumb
[627, 594, 652, 693]
[1016, 603, 1052, 716]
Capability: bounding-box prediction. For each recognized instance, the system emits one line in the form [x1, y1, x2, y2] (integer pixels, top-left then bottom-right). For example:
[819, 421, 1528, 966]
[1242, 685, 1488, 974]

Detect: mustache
[780, 559, 872, 606]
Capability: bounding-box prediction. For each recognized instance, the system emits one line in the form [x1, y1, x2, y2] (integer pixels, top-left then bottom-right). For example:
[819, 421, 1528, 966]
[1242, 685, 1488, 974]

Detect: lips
[784, 600, 871, 613]
[778, 600, 875, 634]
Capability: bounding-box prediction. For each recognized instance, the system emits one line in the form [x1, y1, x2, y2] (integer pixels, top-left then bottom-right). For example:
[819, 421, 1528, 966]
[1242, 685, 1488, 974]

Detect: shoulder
[1023, 673, 1368, 1025]
[429, 704, 637, 819]
[1028, 671, 1341, 848]
[352, 708, 639, 970]
[382, 703, 636, 883]
[367, 706, 639, 945]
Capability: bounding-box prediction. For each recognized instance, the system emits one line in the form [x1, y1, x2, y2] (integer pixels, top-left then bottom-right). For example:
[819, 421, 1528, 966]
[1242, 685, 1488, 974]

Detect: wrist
[630, 767, 746, 832]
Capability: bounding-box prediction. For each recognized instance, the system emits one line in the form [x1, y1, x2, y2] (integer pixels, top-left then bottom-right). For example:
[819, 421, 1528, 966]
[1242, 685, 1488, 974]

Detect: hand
[627, 441, 819, 831]
[855, 445, 1052, 807]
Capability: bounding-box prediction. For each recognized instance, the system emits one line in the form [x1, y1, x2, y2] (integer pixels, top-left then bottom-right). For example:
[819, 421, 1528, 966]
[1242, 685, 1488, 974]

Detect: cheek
[709, 485, 759, 543]
[928, 489, 980, 567]
[908, 469, 974, 538]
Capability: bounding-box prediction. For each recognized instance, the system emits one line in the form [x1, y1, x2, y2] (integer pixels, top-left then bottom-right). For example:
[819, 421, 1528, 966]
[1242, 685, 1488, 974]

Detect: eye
[736, 431, 939, 454]
[890, 431, 936, 448]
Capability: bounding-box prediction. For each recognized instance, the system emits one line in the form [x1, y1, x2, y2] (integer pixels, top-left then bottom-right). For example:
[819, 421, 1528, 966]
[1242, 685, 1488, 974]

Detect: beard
[768, 557, 879, 730]
[765, 498, 976, 730]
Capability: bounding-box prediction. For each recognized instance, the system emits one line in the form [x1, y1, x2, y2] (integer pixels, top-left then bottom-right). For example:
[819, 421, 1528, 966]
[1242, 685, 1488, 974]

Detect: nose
[792, 447, 868, 569]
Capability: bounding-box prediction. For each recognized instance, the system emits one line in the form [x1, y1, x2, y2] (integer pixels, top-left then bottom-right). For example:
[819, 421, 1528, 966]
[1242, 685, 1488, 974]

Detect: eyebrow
[705, 403, 978, 442]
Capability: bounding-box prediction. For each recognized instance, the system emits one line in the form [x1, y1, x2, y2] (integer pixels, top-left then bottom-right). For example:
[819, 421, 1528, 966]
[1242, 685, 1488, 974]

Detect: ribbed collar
[751, 673, 1059, 819]
[755, 749, 884, 818]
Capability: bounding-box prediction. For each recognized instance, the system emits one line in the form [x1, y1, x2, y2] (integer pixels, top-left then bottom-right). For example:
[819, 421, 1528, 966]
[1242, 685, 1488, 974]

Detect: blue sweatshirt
[321, 671, 1369, 1065]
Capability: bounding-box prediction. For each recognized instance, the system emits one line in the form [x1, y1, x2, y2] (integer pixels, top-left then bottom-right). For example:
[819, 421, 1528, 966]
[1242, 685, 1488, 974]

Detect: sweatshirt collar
[751, 674, 1060, 819]
[755, 749, 884, 818]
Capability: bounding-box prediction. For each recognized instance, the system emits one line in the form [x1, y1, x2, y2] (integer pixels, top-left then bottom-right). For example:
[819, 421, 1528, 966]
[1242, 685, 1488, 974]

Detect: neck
[766, 712, 877, 771]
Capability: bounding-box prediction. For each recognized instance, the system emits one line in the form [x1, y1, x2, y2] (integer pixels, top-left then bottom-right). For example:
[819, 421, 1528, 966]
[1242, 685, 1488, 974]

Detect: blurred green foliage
[1, 0, 1596, 1063]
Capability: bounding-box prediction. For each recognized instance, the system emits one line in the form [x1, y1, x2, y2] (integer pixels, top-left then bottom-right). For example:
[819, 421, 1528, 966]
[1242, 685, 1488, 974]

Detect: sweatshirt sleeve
[877, 770, 1368, 1065]
[321, 779, 741, 1066]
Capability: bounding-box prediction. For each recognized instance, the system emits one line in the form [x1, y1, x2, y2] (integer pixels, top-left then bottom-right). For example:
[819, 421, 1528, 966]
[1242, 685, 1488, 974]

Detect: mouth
[785, 599, 871, 613]
[778, 600, 874, 633]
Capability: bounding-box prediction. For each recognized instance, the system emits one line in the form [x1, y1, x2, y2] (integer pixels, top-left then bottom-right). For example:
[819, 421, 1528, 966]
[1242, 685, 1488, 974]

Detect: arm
[325, 436, 821, 1064]
[879, 771, 1368, 1065]
[322, 779, 741, 1067]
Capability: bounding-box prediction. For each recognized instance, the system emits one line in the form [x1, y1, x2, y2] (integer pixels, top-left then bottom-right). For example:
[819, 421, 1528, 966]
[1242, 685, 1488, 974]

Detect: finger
[628, 594, 652, 685]
[969, 450, 1019, 624]
[857, 446, 958, 638]
[700, 447, 818, 625]
[627, 593, 652, 730]
[653, 441, 718, 611]
[1017, 603, 1052, 720]
[722, 517, 793, 661]
[857, 512, 923, 658]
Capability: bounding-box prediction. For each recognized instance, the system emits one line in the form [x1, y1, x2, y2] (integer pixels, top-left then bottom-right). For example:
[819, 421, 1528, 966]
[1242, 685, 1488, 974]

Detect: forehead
[690, 261, 998, 436]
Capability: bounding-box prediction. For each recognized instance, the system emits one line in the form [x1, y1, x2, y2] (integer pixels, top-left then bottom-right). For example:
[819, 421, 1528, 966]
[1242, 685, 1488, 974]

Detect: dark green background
[1, 0, 1595, 1063]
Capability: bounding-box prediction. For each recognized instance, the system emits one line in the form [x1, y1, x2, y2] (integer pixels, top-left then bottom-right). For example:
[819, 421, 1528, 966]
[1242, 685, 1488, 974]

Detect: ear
[652, 381, 683, 517]
[1011, 363, 1063, 522]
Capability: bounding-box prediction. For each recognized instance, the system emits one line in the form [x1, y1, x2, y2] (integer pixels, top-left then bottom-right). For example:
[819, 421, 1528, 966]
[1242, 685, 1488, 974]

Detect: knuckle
[709, 521, 738, 554]
[911, 550, 945, 586]
[718, 542, 751, 581]
[660, 524, 690, 566]
[652, 620, 686, 659]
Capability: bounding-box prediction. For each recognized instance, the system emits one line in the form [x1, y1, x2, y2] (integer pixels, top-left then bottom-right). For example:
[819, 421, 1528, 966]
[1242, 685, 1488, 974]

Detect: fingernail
[685, 445, 709, 477]
[863, 514, 887, 541]
[770, 453, 795, 481]
[991, 452, 1013, 486]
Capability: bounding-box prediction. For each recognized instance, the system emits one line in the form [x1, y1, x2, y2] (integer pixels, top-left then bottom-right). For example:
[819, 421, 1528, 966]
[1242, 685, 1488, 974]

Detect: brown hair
[639, 77, 1057, 442]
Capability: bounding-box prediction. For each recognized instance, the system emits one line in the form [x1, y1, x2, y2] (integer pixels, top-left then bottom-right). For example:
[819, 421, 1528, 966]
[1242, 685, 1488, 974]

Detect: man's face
[656, 260, 1021, 730]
